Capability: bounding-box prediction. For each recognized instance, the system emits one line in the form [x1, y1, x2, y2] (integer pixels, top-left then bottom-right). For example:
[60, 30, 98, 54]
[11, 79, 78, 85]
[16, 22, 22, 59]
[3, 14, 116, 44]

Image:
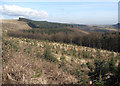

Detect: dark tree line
[79, 32, 120, 52]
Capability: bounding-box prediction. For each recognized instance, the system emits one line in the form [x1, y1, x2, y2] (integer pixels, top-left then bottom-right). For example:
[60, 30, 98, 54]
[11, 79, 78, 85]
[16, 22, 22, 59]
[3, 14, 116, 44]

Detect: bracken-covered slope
[2, 19, 31, 34]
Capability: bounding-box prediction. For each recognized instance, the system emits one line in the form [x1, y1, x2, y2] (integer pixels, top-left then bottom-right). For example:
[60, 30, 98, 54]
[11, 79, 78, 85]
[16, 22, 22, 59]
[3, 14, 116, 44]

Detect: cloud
[0, 4, 48, 20]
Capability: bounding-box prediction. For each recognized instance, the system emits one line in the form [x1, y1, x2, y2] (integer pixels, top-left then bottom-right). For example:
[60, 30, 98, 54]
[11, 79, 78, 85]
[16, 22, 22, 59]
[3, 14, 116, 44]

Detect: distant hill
[19, 17, 73, 29]
[118, 23, 120, 28]
[112, 23, 120, 29]
[19, 17, 118, 33]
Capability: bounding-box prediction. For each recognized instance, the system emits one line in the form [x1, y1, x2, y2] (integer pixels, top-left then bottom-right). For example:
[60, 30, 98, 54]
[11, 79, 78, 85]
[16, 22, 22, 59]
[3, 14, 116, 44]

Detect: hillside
[2, 36, 120, 84]
[2, 19, 31, 36]
[2, 19, 120, 85]
[2, 19, 31, 30]
[19, 17, 118, 32]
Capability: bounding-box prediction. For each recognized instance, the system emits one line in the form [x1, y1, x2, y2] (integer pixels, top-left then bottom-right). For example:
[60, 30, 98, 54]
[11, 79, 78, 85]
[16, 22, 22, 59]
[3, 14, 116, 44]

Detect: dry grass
[2, 36, 120, 84]
[2, 37, 78, 84]
[2, 19, 31, 35]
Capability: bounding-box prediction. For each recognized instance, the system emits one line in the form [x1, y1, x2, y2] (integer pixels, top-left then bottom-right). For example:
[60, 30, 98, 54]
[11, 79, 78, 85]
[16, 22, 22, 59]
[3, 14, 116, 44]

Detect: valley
[2, 18, 120, 85]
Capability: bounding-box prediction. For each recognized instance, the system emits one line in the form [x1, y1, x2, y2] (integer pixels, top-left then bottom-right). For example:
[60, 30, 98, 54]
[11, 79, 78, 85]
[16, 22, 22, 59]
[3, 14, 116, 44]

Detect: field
[2, 18, 120, 85]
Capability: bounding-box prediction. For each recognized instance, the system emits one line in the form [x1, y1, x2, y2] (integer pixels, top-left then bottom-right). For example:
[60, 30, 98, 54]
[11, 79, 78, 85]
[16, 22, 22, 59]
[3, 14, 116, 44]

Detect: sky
[0, 0, 119, 25]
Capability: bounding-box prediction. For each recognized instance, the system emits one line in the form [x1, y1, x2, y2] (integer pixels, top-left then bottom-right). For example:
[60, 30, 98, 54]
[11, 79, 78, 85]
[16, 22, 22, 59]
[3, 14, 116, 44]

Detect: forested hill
[19, 17, 118, 33]
[19, 17, 87, 29]
[19, 17, 73, 29]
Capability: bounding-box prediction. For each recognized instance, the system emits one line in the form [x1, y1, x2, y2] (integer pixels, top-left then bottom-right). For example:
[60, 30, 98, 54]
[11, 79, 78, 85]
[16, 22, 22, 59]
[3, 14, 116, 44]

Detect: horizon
[0, 2, 118, 25]
[1, 17, 117, 26]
